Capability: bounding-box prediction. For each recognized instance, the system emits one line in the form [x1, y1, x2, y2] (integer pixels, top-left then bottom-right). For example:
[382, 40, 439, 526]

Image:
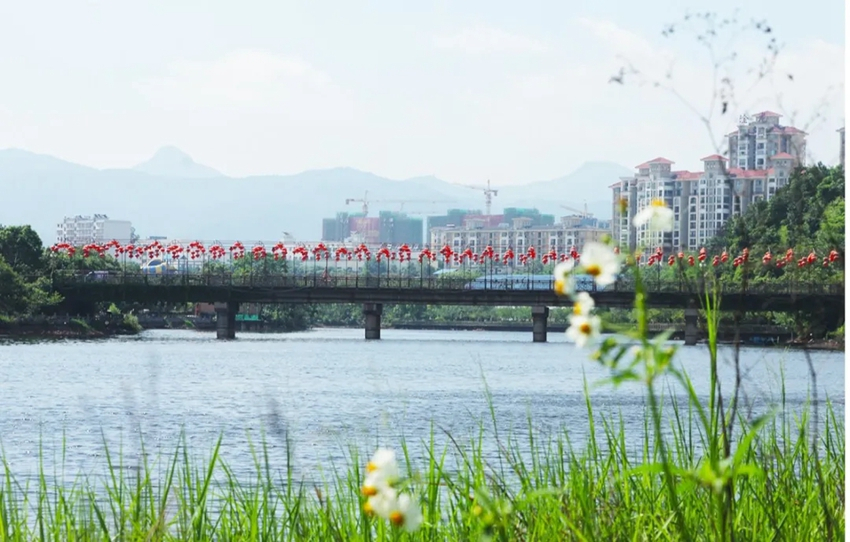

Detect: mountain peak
[132, 146, 224, 179]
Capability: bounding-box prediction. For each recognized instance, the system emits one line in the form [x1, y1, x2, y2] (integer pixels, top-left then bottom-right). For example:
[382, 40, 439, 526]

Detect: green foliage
[706, 164, 846, 336]
[122, 312, 142, 333]
[0, 224, 44, 275]
[713, 164, 845, 256]
[0, 256, 31, 314]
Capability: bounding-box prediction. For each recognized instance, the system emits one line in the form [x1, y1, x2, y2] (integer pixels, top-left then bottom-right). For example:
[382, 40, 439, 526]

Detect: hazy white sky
[0, 1, 844, 184]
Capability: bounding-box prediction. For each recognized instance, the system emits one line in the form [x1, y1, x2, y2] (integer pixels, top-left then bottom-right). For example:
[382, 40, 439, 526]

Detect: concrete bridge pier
[684, 304, 699, 346]
[215, 301, 238, 340]
[531, 305, 549, 343]
[364, 303, 383, 340]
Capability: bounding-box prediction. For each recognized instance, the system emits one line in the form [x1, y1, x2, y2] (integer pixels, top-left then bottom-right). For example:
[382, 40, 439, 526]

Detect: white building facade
[727, 111, 806, 170]
[429, 216, 608, 264]
[56, 214, 135, 245]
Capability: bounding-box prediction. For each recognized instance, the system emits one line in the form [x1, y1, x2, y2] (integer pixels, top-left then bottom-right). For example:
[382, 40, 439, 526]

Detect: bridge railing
[49, 270, 845, 296]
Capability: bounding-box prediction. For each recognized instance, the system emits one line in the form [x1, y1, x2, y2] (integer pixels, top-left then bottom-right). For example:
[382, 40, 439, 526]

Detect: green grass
[0, 388, 842, 541]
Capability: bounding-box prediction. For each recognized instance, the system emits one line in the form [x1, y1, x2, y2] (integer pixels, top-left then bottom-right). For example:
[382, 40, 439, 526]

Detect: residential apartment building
[727, 111, 806, 170]
[428, 215, 608, 264]
[839, 127, 845, 167]
[611, 152, 797, 252]
[56, 214, 135, 245]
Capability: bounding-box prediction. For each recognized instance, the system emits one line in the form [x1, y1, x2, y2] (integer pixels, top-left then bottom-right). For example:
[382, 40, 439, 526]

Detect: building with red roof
[728, 112, 807, 171]
[611, 144, 797, 253]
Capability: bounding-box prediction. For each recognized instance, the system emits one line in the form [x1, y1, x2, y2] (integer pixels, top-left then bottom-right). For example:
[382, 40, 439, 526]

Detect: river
[0, 328, 844, 485]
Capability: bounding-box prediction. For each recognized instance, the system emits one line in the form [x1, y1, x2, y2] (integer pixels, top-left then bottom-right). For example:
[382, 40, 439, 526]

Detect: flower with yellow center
[571, 292, 595, 316]
[578, 243, 620, 287]
[633, 199, 675, 231]
[553, 260, 576, 297]
[565, 314, 601, 348]
[365, 487, 398, 519]
[387, 493, 423, 533]
[365, 448, 399, 483]
[361, 448, 400, 497]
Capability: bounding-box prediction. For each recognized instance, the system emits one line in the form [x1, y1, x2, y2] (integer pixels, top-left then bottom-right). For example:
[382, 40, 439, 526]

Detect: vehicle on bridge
[141, 259, 178, 276]
[463, 273, 605, 291]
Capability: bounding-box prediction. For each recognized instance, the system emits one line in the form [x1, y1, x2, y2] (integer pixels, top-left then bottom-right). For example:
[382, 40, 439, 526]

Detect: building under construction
[426, 208, 554, 233]
[322, 211, 423, 245]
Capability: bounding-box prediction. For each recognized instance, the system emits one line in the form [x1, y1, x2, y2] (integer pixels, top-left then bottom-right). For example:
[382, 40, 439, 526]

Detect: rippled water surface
[0, 328, 844, 483]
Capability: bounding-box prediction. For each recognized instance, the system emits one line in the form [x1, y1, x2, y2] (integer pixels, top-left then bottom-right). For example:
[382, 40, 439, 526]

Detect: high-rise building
[611, 152, 797, 252]
[839, 127, 845, 167]
[56, 214, 134, 245]
[727, 111, 806, 170]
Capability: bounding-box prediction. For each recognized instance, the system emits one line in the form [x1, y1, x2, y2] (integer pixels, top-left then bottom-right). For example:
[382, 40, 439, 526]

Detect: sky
[0, 0, 844, 185]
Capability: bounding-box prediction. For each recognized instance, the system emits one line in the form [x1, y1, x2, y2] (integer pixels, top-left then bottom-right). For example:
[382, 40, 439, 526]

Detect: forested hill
[711, 163, 844, 258]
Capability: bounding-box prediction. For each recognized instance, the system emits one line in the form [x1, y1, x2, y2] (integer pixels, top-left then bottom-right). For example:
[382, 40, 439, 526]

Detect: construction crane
[344, 191, 450, 216]
[560, 203, 593, 218]
[460, 179, 499, 216]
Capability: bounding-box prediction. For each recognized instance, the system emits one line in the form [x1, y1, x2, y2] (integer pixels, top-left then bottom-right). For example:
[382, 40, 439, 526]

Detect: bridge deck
[53, 273, 845, 313]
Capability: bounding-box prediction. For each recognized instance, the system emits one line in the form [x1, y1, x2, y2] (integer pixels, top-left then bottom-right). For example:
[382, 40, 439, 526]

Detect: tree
[0, 225, 44, 276]
[0, 255, 31, 315]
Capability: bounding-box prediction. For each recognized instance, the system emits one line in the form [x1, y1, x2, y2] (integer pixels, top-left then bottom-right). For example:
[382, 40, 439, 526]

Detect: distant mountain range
[0, 147, 632, 243]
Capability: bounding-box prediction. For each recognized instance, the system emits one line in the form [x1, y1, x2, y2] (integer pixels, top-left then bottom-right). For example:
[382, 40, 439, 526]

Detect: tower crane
[459, 179, 499, 216]
[344, 191, 451, 216]
[560, 203, 593, 218]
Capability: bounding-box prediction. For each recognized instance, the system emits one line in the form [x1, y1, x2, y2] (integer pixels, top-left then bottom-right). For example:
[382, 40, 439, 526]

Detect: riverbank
[0, 315, 141, 339]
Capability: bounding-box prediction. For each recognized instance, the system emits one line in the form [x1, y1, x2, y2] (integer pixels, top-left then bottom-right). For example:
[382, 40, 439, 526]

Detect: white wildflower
[553, 260, 576, 297]
[565, 314, 602, 348]
[361, 448, 400, 497]
[633, 199, 675, 231]
[364, 487, 398, 518]
[388, 492, 423, 532]
[571, 292, 595, 316]
[578, 243, 620, 287]
[366, 448, 399, 483]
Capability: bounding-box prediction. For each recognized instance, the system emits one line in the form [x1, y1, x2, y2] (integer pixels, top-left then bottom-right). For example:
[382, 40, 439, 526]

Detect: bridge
[52, 271, 843, 345]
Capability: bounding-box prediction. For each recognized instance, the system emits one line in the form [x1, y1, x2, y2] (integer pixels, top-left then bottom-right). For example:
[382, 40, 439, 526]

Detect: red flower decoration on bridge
[334, 246, 352, 262]
[272, 242, 288, 260]
[51, 243, 76, 257]
[292, 246, 309, 262]
[209, 245, 226, 260]
[167, 244, 184, 259]
[252, 245, 267, 260]
[397, 244, 412, 263]
[229, 242, 245, 260]
[353, 244, 371, 261]
[187, 241, 206, 260]
[146, 241, 164, 259]
[312, 242, 330, 261]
